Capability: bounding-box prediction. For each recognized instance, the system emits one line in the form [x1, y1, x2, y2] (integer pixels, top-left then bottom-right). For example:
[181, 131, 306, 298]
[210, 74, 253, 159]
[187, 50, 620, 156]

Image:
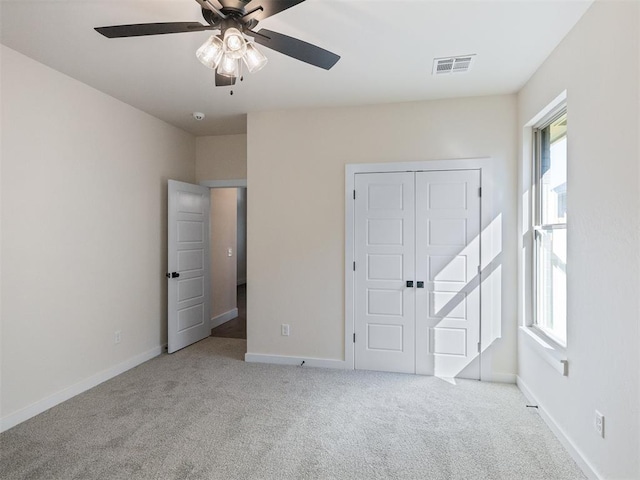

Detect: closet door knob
[406, 281, 414, 288]
[417, 281, 424, 288]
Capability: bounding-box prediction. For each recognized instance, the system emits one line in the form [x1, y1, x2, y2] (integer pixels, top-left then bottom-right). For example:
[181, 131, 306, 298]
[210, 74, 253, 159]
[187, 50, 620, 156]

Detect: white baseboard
[210, 308, 238, 329]
[0, 345, 162, 433]
[245, 352, 347, 370]
[516, 376, 601, 480]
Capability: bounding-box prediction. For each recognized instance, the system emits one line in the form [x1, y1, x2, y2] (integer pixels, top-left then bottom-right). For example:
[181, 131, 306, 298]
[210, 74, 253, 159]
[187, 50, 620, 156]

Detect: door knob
[417, 281, 424, 288]
[166, 272, 180, 279]
[406, 281, 414, 288]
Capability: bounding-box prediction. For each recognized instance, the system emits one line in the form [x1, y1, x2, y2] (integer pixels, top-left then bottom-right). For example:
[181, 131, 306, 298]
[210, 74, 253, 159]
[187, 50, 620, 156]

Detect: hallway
[211, 284, 246, 339]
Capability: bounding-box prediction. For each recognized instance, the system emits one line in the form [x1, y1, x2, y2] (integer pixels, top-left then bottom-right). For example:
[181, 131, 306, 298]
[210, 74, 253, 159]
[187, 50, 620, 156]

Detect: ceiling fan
[95, 0, 341, 87]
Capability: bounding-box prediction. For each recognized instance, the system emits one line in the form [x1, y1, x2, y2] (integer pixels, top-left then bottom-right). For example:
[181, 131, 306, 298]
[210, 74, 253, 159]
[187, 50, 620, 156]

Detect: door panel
[168, 180, 211, 353]
[178, 278, 204, 302]
[368, 324, 404, 351]
[428, 219, 467, 246]
[415, 170, 481, 378]
[430, 327, 467, 356]
[354, 172, 415, 373]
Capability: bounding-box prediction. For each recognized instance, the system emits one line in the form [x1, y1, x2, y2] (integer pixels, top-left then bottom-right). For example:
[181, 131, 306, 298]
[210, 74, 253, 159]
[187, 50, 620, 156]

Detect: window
[533, 110, 567, 346]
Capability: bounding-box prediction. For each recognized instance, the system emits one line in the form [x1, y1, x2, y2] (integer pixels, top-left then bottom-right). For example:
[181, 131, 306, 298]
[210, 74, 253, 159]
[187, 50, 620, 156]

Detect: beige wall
[210, 188, 237, 318]
[246, 95, 518, 377]
[0, 46, 195, 421]
[196, 134, 247, 182]
[517, 1, 639, 478]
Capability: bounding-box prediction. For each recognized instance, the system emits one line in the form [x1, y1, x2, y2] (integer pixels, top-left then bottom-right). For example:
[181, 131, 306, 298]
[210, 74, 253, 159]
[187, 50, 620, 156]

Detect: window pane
[536, 228, 567, 345]
[540, 114, 567, 225]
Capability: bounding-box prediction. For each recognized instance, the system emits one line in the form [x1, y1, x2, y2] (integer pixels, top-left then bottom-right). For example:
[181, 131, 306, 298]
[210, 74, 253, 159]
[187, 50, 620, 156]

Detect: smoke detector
[432, 55, 476, 75]
[192, 112, 205, 121]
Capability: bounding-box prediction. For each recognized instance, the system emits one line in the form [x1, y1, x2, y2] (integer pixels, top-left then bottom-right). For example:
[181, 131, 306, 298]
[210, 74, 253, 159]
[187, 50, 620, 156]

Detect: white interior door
[415, 170, 481, 379]
[353, 169, 481, 378]
[354, 172, 415, 373]
[167, 180, 211, 353]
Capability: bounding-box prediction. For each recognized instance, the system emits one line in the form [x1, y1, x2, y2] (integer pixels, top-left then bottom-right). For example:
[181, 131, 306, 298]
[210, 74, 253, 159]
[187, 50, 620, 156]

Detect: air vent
[433, 55, 476, 75]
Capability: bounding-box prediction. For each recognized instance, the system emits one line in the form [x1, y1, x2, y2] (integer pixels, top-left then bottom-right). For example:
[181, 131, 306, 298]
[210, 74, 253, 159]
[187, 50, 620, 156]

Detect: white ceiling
[0, 0, 593, 136]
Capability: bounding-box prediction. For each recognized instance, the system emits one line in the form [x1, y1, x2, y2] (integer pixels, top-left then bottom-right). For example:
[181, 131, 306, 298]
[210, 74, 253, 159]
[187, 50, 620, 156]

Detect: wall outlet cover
[595, 411, 605, 438]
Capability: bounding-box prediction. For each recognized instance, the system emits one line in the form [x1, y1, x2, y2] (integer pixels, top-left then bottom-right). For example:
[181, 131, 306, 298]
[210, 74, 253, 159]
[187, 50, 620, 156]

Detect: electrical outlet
[227, 248, 233, 257]
[281, 324, 290, 336]
[114, 330, 121, 344]
[595, 411, 604, 438]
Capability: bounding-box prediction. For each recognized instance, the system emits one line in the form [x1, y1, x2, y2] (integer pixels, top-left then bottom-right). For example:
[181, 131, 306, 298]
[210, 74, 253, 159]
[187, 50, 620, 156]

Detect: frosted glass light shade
[223, 28, 247, 60]
[196, 35, 224, 69]
[217, 54, 239, 78]
[242, 42, 268, 73]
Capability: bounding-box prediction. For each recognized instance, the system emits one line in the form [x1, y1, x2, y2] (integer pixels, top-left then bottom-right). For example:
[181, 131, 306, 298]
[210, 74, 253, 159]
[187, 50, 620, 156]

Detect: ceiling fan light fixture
[217, 54, 239, 78]
[223, 27, 247, 60]
[196, 35, 224, 69]
[243, 42, 268, 73]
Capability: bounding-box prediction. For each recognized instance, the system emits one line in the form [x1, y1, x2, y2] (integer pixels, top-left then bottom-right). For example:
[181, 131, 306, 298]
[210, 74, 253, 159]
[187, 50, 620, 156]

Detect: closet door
[415, 170, 481, 379]
[354, 172, 416, 373]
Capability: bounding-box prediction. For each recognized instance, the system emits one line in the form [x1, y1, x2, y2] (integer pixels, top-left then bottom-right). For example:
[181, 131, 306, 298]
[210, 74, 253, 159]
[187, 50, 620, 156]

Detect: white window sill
[519, 326, 568, 376]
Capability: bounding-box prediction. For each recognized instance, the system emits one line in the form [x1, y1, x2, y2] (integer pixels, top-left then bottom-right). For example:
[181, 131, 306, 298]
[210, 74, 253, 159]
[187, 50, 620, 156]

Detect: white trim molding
[211, 308, 239, 329]
[345, 158, 499, 380]
[0, 345, 163, 433]
[517, 376, 601, 480]
[199, 179, 247, 188]
[519, 326, 568, 376]
[245, 353, 347, 370]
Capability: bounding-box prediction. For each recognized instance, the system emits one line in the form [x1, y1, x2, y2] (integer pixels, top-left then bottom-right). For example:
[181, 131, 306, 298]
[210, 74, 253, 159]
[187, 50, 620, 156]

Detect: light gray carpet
[1, 337, 585, 480]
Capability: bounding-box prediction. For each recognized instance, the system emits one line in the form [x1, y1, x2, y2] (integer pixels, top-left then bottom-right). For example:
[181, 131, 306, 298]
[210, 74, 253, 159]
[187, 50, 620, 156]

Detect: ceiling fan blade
[245, 0, 307, 21]
[215, 73, 237, 86]
[95, 22, 212, 38]
[253, 29, 340, 70]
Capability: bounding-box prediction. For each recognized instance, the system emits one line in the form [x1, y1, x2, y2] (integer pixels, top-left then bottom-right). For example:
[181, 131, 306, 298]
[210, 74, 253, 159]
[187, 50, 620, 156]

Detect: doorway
[211, 187, 247, 339]
[166, 180, 247, 353]
[197, 180, 247, 341]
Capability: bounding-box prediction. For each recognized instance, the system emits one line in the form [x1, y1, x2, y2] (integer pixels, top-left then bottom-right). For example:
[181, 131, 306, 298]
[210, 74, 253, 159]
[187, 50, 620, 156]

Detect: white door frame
[345, 158, 500, 381]
[200, 180, 247, 189]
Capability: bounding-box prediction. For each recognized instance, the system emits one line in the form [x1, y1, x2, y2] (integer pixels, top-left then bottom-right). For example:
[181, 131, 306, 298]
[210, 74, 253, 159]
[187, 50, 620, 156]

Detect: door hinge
[353, 261, 356, 271]
[353, 190, 356, 200]
[477, 265, 481, 275]
[353, 333, 356, 343]
[478, 187, 482, 197]
[477, 342, 481, 353]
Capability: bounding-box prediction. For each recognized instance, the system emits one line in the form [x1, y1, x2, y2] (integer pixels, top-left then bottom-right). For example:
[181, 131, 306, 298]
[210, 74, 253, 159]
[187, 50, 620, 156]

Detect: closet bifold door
[414, 170, 481, 379]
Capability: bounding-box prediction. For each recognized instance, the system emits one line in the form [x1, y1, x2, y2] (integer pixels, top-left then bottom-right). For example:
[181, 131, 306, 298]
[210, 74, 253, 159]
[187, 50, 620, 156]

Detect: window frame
[531, 106, 568, 348]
